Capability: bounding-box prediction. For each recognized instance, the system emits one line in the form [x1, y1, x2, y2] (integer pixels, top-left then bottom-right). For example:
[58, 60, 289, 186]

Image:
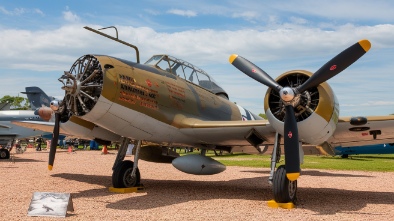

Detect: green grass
[181, 151, 394, 172]
[301, 155, 394, 171]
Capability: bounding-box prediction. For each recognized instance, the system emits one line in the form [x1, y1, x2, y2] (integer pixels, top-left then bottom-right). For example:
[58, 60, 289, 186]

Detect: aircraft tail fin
[21, 87, 52, 109]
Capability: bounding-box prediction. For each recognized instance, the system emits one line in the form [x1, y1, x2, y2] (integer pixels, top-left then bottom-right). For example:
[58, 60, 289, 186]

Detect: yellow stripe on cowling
[229, 54, 238, 63]
[358, 39, 371, 52]
[286, 172, 300, 181]
[48, 165, 53, 171]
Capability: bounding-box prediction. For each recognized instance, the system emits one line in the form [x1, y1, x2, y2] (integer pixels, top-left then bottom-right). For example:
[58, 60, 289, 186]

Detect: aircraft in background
[21, 86, 56, 110]
[15, 26, 394, 205]
[334, 143, 394, 158]
[2, 86, 120, 160]
[0, 86, 53, 159]
[0, 110, 43, 158]
[0, 103, 11, 110]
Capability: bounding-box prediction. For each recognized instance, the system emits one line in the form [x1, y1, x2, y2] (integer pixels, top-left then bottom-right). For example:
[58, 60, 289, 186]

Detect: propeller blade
[297, 39, 371, 93]
[48, 113, 60, 170]
[229, 54, 282, 92]
[283, 105, 300, 181]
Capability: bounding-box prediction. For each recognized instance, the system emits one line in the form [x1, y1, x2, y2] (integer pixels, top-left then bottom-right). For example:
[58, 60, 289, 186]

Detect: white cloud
[167, 9, 197, 17]
[289, 16, 308, 25]
[342, 101, 394, 107]
[0, 6, 44, 16]
[232, 11, 260, 22]
[0, 7, 11, 15]
[274, 0, 394, 22]
[144, 9, 161, 16]
[1, 22, 394, 116]
[63, 10, 80, 22]
[1, 23, 394, 71]
[34, 9, 44, 16]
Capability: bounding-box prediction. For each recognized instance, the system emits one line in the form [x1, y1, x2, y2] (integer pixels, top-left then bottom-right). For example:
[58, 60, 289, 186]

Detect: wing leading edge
[178, 118, 276, 147]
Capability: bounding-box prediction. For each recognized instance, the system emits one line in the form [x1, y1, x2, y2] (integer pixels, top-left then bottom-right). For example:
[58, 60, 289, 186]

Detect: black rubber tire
[272, 165, 297, 203]
[0, 149, 10, 159]
[112, 160, 141, 188]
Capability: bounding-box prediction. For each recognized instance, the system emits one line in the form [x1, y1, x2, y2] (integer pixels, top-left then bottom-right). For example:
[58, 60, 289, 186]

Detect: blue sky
[1, 0, 394, 116]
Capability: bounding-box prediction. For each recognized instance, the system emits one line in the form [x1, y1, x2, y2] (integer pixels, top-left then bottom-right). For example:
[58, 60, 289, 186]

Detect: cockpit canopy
[145, 55, 229, 99]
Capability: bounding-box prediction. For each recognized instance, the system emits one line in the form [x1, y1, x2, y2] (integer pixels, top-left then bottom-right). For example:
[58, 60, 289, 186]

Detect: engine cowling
[36, 106, 121, 142]
[56, 54, 154, 140]
[264, 70, 339, 145]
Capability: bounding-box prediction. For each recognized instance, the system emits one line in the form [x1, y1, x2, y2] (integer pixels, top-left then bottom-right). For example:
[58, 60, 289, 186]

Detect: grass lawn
[181, 151, 394, 172]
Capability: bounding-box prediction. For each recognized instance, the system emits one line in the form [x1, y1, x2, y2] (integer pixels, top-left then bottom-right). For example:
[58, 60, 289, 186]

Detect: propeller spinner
[230, 39, 371, 180]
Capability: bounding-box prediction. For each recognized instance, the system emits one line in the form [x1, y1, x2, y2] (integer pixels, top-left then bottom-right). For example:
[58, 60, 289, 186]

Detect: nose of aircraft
[37, 106, 53, 121]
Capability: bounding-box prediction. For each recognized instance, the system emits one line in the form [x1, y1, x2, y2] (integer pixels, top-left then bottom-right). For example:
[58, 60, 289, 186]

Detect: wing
[329, 115, 394, 147]
[13, 117, 121, 142]
[178, 118, 276, 147]
[0, 123, 11, 129]
[12, 121, 65, 134]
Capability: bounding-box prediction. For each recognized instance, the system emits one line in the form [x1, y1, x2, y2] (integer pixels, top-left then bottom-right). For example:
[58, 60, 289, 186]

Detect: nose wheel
[272, 165, 297, 203]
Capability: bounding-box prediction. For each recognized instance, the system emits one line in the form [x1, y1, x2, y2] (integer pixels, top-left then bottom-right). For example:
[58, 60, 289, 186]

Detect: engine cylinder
[264, 70, 339, 145]
[57, 55, 104, 122]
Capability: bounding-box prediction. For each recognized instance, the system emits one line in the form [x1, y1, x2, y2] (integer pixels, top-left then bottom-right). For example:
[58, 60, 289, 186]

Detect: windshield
[144, 55, 228, 98]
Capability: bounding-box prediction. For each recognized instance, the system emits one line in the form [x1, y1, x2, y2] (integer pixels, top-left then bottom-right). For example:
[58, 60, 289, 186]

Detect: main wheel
[273, 165, 297, 203]
[112, 160, 141, 188]
[0, 149, 10, 159]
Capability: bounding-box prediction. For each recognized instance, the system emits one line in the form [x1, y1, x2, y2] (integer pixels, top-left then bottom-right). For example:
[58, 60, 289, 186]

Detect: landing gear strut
[112, 138, 142, 188]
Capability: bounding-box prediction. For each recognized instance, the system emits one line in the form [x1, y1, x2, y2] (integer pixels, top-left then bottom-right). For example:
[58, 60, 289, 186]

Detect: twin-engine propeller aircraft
[15, 26, 394, 205]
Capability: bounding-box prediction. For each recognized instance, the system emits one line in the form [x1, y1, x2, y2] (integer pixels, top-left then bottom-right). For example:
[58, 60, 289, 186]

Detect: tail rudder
[21, 86, 52, 109]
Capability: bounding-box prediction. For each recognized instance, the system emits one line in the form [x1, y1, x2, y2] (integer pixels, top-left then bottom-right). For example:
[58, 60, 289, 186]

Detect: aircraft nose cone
[50, 100, 60, 111]
[280, 87, 295, 102]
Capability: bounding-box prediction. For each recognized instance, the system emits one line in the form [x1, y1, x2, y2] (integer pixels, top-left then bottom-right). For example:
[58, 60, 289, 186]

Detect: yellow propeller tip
[229, 54, 238, 64]
[286, 172, 300, 181]
[48, 165, 53, 171]
[358, 39, 371, 52]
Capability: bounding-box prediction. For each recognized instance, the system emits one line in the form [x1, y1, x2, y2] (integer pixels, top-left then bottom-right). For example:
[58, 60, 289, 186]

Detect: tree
[0, 95, 30, 110]
[259, 113, 267, 119]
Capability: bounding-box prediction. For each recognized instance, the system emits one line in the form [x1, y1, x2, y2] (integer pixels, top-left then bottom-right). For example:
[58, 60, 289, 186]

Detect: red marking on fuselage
[146, 79, 152, 87]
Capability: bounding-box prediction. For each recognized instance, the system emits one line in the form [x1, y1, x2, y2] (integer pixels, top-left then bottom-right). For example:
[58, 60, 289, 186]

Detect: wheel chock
[109, 185, 144, 193]
[267, 200, 295, 209]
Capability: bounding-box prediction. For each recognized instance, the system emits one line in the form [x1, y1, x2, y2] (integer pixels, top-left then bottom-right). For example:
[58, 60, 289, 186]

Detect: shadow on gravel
[240, 169, 372, 178]
[106, 177, 270, 210]
[51, 173, 118, 199]
[297, 187, 394, 215]
[52, 172, 394, 215]
[299, 170, 372, 177]
[52, 173, 269, 206]
[0, 158, 44, 163]
[52, 173, 112, 187]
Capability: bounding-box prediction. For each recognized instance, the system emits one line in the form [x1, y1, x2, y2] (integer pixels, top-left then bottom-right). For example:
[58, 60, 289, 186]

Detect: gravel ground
[1, 148, 394, 221]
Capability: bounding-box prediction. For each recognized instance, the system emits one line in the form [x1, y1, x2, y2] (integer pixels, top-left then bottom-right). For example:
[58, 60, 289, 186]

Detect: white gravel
[1, 148, 394, 220]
